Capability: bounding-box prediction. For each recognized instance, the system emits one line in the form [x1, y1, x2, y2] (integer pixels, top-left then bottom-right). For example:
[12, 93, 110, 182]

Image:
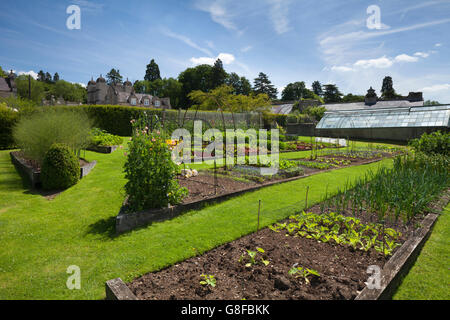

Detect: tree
[53, 72, 60, 82]
[381, 76, 397, 99]
[225, 73, 252, 95]
[282, 82, 305, 101]
[322, 84, 343, 103]
[178, 64, 214, 108]
[144, 59, 161, 82]
[253, 72, 278, 100]
[424, 100, 441, 106]
[106, 68, 123, 85]
[312, 81, 323, 97]
[0, 66, 7, 78]
[45, 72, 53, 84]
[37, 70, 46, 82]
[342, 93, 365, 103]
[188, 85, 270, 113]
[15, 74, 45, 103]
[210, 59, 227, 89]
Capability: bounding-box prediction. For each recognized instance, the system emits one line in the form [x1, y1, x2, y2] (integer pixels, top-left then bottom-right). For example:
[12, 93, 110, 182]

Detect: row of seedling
[270, 211, 402, 256]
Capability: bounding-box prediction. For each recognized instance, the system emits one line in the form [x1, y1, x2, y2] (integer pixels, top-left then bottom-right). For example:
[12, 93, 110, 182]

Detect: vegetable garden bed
[119, 189, 449, 300]
[116, 155, 388, 234]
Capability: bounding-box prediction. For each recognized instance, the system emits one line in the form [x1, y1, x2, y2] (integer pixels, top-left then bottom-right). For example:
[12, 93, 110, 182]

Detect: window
[131, 98, 137, 106]
[144, 99, 150, 106]
[155, 100, 161, 107]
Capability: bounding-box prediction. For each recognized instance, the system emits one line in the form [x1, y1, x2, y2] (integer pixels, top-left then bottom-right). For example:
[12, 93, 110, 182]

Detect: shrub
[90, 128, 123, 147]
[124, 116, 188, 212]
[13, 109, 92, 164]
[41, 144, 80, 190]
[409, 131, 449, 156]
[0, 104, 19, 150]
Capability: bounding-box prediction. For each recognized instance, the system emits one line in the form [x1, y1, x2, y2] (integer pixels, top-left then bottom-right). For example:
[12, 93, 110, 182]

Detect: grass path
[0, 144, 393, 300]
[393, 203, 450, 300]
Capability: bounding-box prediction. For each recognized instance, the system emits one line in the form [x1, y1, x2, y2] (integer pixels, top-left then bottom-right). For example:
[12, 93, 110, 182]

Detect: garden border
[355, 212, 440, 300]
[105, 278, 138, 300]
[10, 151, 97, 188]
[115, 158, 385, 234]
[107, 207, 443, 301]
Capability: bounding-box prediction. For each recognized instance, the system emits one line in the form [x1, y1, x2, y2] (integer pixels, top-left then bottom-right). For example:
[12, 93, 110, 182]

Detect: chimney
[364, 87, 378, 106]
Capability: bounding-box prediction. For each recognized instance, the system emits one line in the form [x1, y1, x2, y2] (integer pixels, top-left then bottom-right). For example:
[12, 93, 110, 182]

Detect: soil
[178, 173, 257, 204]
[129, 220, 386, 301]
[128, 189, 449, 300]
[176, 155, 387, 205]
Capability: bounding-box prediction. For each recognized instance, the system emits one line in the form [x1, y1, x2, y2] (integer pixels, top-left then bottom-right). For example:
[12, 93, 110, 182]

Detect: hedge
[0, 107, 20, 150]
[1, 104, 280, 149]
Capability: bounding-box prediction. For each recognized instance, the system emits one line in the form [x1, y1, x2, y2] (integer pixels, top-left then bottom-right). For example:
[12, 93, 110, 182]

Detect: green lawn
[393, 203, 450, 300]
[0, 142, 394, 299]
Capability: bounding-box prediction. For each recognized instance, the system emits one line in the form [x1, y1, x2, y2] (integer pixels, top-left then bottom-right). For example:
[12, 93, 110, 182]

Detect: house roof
[324, 100, 424, 112]
[271, 104, 294, 115]
[0, 78, 11, 92]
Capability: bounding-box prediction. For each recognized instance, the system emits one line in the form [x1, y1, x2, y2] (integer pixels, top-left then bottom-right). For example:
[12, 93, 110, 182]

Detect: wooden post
[305, 186, 310, 210]
[257, 200, 261, 232]
[214, 159, 218, 195]
[28, 75, 31, 100]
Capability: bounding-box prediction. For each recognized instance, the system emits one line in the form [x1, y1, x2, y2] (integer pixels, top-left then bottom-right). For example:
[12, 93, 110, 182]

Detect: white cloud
[414, 52, 430, 58]
[422, 84, 450, 92]
[190, 53, 236, 66]
[241, 45, 253, 53]
[194, 0, 240, 33]
[18, 70, 38, 79]
[394, 54, 419, 63]
[268, 0, 291, 34]
[435, 43, 442, 47]
[161, 28, 213, 57]
[354, 56, 394, 69]
[331, 66, 354, 72]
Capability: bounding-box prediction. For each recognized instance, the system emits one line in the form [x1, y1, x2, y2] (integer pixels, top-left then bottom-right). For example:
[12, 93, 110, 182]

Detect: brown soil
[178, 173, 257, 204]
[128, 190, 449, 300]
[129, 221, 386, 300]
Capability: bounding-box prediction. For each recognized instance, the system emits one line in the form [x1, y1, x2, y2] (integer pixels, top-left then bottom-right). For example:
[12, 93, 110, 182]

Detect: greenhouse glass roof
[316, 105, 450, 129]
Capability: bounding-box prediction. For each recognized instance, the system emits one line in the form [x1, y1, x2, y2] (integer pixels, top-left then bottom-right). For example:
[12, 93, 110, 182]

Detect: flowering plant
[124, 116, 188, 212]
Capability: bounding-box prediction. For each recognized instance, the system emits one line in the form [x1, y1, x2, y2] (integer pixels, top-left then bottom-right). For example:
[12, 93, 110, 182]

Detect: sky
[0, 0, 449, 102]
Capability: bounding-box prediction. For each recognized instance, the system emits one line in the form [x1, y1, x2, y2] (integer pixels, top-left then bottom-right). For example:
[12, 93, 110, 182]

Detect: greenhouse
[315, 105, 450, 141]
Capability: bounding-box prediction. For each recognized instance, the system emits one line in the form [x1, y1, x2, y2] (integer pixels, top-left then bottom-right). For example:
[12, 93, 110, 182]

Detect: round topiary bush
[41, 143, 80, 190]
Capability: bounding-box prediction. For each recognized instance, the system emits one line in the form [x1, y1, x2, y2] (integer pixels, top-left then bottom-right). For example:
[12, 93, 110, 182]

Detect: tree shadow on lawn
[86, 216, 118, 239]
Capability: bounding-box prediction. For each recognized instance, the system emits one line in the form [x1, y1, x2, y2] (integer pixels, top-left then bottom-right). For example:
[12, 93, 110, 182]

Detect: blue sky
[1, 0, 449, 102]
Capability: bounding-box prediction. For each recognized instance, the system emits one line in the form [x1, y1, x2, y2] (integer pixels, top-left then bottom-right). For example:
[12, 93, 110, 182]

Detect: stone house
[0, 71, 17, 98]
[87, 75, 171, 108]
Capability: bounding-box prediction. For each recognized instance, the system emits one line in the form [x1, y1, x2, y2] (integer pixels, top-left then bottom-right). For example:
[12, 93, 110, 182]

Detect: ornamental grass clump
[13, 109, 92, 164]
[124, 116, 188, 212]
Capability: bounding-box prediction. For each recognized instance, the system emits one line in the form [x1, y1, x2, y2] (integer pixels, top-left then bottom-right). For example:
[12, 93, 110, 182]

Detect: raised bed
[107, 191, 448, 300]
[116, 157, 385, 234]
[10, 151, 97, 188]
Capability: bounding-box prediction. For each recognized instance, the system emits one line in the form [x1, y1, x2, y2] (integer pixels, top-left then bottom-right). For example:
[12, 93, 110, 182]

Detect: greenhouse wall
[315, 126, 449, 142]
